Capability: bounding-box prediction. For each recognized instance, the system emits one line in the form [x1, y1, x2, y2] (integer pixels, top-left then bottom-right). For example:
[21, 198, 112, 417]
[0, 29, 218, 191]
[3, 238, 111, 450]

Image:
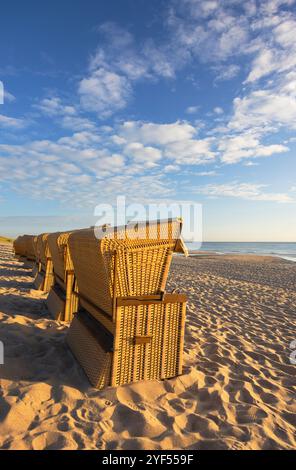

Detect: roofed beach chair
[33, 233, 54, 292]
[13, 235, 35, 262]
[46, 231, 79, 322]
[13, 236, 24, 258]
[66, 218, 188, 389]
[24, 235, 36, 261]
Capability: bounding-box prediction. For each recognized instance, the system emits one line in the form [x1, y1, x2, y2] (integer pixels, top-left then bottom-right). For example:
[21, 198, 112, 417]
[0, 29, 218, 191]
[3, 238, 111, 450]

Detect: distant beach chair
[13, 235, 35, 262]
[33, 233, 54, 292]
[24, 235, 36, 262]
[13, 236, 24, 258]
[66, 218, 188, 389]
[46, 231, 79, 322]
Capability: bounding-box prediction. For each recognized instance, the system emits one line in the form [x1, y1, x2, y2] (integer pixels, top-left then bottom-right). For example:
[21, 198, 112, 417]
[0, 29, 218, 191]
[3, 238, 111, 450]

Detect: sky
[0, 0, 296, 241]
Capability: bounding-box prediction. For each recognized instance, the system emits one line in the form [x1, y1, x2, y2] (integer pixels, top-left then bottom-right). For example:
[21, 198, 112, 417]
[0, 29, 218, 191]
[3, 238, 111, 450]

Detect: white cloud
[37, 96, 96, 131]
[213, 107, 223, 115]
[245, 13, 296, 83]
[164, 164, 180, 173]
[0, 114, 25, 129]
[218, 132, 288, 163]
[124, 142, 162, 167]
[196, 182, 294, 203]
[4, 90, 16, 102]
[186, 106, 199, 114]
[230, 89, 296, 131]
[213, 64, 240, 81]
[119, 120, 196, 145]
[196, 170, 217, 176]
[243, 161, 259, 166]
[164, 138, 215, 164]
[79, 68, 131, 116]
[116, 120, 216, 165]
[168, 1, 251, 63]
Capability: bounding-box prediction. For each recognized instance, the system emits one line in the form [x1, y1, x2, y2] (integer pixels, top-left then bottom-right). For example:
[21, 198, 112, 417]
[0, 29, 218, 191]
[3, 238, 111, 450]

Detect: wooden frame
[46, 232, 79, 322]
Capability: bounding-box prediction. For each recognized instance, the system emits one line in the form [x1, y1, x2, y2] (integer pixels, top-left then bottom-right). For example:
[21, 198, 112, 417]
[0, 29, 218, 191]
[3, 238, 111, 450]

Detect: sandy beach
[0, 243, 295, 450]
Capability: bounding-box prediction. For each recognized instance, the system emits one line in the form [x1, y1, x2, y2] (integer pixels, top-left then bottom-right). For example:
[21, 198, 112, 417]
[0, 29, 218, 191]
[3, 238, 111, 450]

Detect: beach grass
[0, 235, 13, 244]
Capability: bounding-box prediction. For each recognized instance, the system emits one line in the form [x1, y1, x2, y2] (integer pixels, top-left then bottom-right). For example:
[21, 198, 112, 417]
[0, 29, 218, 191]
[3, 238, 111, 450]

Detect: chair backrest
[36, 233, 50, 267]
[13, 236, 22, 255]
[47, 231, 74, 283]
[14, 235, 35, 257]
[23, 235, 35, 259]
[68, 218, 187, 317]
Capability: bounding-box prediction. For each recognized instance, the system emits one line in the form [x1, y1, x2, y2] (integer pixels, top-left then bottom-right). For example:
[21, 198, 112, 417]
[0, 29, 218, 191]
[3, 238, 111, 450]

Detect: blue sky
[0, 0, 296, 240]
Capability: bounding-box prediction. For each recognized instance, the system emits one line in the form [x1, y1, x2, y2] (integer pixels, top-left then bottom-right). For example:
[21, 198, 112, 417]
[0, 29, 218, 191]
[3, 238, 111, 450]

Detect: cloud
[79, 68, 132, 117]
[186, 106, 199, 114]
[218, 132, 288, 163]
[124, 142, 162, 168]
[168, 0, 251, 63]
[36, 96, 96, 130]
[213, 64, 240, 81]
[163, 164, 180, 173]
[243, 161, 259, 167]
[196, 182, 294, 203]
[4, 90, 16, 103]
[229, 87, 296, 132]
[1, 0, 296, 208]
[213, 107, 223, 115]
[0, 124, 180, 205]
[119, 120, 197, 145]
[116, 120, 215, 165]
[0, 114, 26, 129]
[78, 21, 184, 116]
[195, 170, 218, 176]
[164, 138, 215, 164]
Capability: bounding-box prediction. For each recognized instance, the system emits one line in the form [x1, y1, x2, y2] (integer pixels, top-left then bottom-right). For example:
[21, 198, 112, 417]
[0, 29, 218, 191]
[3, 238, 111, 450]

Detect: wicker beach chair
[13, 235, 35, 261]
[13, 236, 24, 257]
[33, 233, 54, 292]
[46, 231, 78, 322]
[24, 235, 36, 261]
[67, 218, 188, 389]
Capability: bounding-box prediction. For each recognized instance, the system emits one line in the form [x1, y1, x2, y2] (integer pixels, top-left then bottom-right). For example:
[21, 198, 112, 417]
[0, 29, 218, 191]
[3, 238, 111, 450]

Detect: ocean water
[186, 242, 296, 262]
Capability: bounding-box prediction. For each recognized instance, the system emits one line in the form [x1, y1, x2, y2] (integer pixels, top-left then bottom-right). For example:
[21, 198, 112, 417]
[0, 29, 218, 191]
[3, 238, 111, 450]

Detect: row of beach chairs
[13, 219, 188, 389]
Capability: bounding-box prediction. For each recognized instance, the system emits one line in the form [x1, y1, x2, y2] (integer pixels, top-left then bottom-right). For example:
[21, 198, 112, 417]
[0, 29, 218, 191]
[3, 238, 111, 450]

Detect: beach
[0, 243, 295, 450]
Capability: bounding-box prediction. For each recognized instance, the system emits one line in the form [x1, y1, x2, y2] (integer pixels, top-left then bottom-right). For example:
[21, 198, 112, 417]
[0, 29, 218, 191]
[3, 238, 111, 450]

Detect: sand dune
[0, 244, 295, 450]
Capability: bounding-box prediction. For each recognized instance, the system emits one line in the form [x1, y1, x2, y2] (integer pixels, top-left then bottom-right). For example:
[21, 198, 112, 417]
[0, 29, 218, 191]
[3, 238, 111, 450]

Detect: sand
[0, 243, 295, 450]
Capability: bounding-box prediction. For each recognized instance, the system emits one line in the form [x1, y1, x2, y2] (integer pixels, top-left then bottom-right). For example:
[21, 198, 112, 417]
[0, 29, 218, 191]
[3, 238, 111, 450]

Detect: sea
[186, 242, 296, 263]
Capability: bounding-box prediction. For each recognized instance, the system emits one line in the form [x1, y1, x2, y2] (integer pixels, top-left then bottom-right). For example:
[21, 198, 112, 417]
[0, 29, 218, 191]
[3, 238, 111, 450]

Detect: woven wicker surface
[24, 235, 35, 259]
[68, 219, 187, 317]
[36, 233, 50, 265]
[13, 236, 24, 255]
[67, 313, 112, 389]
[112, 300, 185, 386]
[47, 231, 74, 282]
[46, 287, 65, 321]
[66, 297, 186, 389]
[13, 235, 36, 258]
